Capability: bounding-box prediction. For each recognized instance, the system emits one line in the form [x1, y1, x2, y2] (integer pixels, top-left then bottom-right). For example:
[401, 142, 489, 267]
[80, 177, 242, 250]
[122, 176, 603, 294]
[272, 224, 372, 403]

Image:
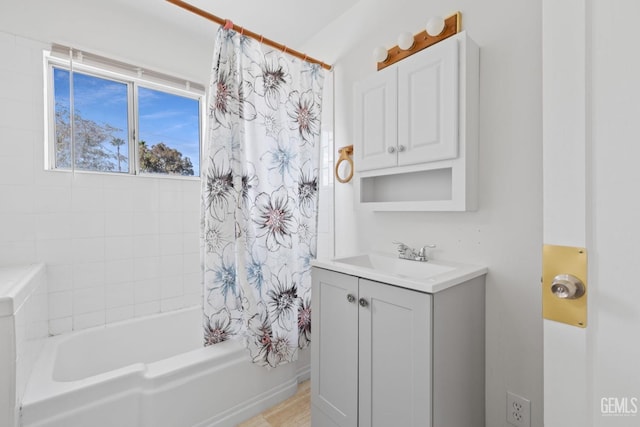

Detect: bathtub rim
[21, 306, 224, 405]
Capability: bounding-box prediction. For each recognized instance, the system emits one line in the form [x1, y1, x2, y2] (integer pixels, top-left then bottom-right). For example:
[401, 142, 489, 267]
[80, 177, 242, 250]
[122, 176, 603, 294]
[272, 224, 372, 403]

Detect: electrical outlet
[507, 391, 530, 427]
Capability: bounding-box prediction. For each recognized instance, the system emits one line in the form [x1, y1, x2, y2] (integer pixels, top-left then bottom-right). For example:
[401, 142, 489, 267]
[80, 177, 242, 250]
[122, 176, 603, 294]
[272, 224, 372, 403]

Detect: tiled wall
[0, 263, 48, 427]
[0, 32, 202, 334]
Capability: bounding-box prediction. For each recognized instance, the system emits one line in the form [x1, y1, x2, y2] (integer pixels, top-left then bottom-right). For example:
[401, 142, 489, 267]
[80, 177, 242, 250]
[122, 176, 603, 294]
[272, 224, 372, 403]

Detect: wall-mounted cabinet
[353, 31, 479, 211]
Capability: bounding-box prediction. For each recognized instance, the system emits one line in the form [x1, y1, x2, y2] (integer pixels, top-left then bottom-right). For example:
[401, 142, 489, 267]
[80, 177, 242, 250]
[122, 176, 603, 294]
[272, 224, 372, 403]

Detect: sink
[332, 253, 455, 279]
[312, 252, 487, 293]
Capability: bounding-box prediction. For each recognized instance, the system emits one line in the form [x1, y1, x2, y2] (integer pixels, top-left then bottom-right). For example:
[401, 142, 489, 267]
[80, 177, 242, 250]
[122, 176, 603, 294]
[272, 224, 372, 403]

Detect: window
[47, 46, 203, 177]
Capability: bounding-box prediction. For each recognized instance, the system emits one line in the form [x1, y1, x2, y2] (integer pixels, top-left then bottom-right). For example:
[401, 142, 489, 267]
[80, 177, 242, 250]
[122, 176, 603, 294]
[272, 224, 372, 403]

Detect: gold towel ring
[335, 145, 354, 184]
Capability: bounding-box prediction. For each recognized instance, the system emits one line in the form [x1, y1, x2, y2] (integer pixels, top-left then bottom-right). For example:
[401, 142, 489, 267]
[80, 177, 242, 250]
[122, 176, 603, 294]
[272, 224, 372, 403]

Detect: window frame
[45, 51, 204, 178]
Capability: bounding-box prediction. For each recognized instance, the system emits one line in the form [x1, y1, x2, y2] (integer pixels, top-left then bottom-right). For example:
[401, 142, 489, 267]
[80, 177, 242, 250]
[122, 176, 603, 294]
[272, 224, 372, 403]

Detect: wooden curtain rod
[166, 0, 332, 71]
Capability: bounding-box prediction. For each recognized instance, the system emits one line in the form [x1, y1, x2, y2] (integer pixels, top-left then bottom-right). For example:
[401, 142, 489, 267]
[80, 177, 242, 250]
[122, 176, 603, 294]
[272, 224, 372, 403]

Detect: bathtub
[21, 306, 306, 427]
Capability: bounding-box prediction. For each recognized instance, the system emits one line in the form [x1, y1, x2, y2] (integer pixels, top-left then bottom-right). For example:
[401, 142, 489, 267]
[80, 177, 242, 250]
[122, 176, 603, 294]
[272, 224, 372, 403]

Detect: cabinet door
[311, 268, 359, 427]
[398, 36, 459, 166]
[358, 279, 432, 427]
[354, 66, 398, 172]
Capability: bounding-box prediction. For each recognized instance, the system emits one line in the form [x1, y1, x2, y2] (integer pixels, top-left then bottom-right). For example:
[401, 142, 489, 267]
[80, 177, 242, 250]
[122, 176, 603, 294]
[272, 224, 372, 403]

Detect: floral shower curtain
[201, 28, 325, 368]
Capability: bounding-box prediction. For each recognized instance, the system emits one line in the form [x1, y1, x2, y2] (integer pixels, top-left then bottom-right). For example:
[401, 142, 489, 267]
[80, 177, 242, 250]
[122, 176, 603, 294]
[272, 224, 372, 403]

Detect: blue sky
[54, 68, 200, 174]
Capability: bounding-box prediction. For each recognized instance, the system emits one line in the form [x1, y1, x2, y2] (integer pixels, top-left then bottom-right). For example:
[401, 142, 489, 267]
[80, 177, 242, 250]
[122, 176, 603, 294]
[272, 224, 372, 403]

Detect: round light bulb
[397, 32, 415, 50]
[373, 46, 388, 63]
[426, 16, 445, 36]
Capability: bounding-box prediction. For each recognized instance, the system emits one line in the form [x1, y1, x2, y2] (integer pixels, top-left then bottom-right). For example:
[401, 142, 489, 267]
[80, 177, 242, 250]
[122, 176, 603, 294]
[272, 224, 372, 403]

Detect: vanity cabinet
[353, 31, 479, 211]
[311, 267, 485, 427]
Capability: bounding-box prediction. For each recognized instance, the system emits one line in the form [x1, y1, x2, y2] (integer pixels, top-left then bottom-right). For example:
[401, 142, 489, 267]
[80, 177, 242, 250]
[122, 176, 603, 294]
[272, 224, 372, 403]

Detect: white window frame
[44, 46, 205, 178]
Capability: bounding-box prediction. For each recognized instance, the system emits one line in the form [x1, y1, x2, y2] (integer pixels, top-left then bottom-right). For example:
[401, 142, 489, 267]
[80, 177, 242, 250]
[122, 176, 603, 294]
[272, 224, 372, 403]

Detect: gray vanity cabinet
[310, 266, 485, 427]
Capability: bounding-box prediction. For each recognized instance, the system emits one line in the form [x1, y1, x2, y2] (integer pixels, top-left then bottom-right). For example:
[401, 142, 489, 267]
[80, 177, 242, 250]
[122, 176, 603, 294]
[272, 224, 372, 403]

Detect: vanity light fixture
[425, 16, 445, 36]
[374, 12, 461, 71]
[373, 46, 388, 63]
[397, 32, 415, 50]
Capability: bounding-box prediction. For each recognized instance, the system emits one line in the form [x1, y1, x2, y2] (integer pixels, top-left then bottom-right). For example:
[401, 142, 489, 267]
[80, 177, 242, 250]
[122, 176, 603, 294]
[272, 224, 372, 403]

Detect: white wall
[304, 0, 543, 426]
[589, 0, 640, 424]
[0, 1, 208, 333]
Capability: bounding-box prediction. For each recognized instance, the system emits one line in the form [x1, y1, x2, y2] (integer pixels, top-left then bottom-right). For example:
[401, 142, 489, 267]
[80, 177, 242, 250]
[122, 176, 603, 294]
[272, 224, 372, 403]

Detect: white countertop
[311, 252, 487, 294]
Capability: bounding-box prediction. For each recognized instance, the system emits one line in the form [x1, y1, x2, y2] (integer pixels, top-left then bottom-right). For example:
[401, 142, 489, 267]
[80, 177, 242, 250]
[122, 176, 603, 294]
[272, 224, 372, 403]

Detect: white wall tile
[0, 213, 36, 242]
[72, 187, 105, 213]
[104, 236, 134, 261]
[71, 212, 105, 238]
[183, 232, 199, 254]
[161, 296, 185, 313]
[46, 264, 72, 292]
[0, 241, 36, 265]
[103, 188, 134, 213]
[72, 237, 105, 263]
[159, 191, 182, 213]
[73, 311, 105, 331]
[105, 259, 133, 285]
[160, 275, 183, 299]
[36, 213, 72, 240]
[183, 272, 201, 295]
[48, 291, 72, 319]
[134, 279, 159, 304]
[105, 212, 134, 237]
[133, 256, 159, 281]
[133, 212, 159, 235]
[72, 261, 105, 289]
[73, 287, 105, 315]
[34, 170, 73, 188]
[0, 185, 35, 214]
[49, 317, 72, 336]
[106, 305, 134, 324]
[183, 292, 202, 308]
[158, 212, 182, 234]
[183, 252, 200, 275]
[105, 282, 134, 309]
[36, 238, 72, 265]
[183, 210, 200, 233]
[133, 234, 159, 257]
[159, 254, 182, 278]
[134, 301, 160, 318]
[159, 233, 183, 256]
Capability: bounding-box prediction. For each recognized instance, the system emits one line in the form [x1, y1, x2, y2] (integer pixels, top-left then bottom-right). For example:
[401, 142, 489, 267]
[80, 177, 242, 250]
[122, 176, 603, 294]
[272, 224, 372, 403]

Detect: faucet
[393, 242, 436, 262]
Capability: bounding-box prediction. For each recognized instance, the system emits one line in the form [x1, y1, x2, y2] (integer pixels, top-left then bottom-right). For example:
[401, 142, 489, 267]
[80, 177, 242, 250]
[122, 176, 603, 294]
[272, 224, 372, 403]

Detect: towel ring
[335, 145, 354, 184]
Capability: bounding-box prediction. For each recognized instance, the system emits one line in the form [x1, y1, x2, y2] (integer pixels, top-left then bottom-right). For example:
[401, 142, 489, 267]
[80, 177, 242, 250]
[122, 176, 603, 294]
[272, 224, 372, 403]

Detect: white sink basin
[312, 252, 487, 293]
[333, 253, 456, 279]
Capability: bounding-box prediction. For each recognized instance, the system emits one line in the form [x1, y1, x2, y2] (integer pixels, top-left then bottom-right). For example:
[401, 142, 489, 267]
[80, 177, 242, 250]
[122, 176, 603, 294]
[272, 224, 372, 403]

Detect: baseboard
[297, 362, 311, 383]
[193, 377, 298, 427]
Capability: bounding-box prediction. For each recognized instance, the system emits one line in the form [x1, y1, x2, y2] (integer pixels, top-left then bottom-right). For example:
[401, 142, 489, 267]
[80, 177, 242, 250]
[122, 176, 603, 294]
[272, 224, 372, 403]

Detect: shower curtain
[201, 28, 325, 368]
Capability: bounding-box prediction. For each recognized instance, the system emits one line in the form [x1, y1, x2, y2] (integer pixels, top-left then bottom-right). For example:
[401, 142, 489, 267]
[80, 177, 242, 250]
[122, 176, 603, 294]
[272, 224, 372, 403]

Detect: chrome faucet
[393, 241, 436, 262]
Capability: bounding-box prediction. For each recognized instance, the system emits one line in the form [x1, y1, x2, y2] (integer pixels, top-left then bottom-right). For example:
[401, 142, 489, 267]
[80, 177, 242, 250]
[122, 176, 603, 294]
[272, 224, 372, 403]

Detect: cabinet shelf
[353, 31, 479, 211]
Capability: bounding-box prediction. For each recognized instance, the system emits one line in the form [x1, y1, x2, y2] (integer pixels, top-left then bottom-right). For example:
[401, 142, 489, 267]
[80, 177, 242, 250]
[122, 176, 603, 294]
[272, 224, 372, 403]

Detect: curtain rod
[166, 0, 332, 71]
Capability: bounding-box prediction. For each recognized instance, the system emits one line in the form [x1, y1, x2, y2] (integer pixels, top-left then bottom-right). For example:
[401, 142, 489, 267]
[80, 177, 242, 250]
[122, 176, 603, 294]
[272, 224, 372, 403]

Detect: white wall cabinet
[353, 32, 479, 211]
[311, 267, 485, 427]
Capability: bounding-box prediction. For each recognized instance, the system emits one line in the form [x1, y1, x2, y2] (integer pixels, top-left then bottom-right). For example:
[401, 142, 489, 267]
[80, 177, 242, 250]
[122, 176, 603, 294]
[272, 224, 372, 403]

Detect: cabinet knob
[347, 294, 356, 303]
[359, 298, 369, 307]
[397, 145, 406, 152]
[387, 146, 396, 154]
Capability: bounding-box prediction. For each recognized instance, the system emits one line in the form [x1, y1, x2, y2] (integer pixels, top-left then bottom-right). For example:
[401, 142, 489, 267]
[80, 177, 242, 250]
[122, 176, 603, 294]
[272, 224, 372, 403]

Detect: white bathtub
[21, 306, 306, 427]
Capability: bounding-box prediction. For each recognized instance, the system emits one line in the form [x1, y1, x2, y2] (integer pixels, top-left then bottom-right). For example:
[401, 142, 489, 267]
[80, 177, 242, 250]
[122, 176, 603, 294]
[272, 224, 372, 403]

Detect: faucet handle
[418, 245, 436, 257]
[392, 241, 408, 251]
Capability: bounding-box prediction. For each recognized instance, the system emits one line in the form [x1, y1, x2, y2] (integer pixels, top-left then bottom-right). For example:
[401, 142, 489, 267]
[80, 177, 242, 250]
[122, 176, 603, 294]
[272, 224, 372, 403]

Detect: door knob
[387, 146, 396, 154]
[347, 294, 356, 303]
[397, 144, 406, 152]
[551, 274, 585, 299]
[359, 298, 369, 307]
